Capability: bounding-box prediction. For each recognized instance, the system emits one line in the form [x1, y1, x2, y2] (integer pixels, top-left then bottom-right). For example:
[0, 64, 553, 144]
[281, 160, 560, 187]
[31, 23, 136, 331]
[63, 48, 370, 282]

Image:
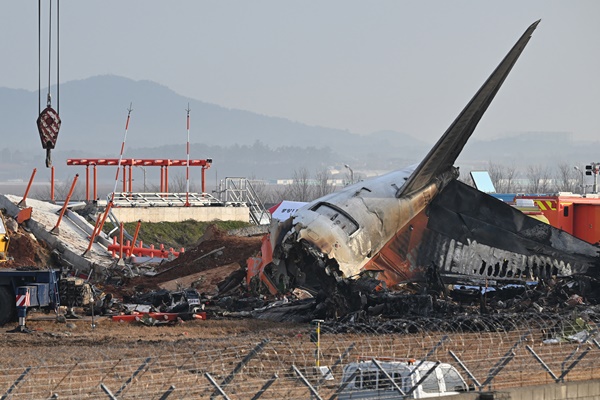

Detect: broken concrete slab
[0, 194, 114, 274]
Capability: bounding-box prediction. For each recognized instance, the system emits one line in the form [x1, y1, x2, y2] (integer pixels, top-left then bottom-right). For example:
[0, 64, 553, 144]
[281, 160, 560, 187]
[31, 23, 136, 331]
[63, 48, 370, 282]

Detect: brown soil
[158, 225, 261, 281]
[2, 220, 599, 396]
[2, 222, 263, 301]
[114, 225, 263, 296]
[1, 228, 56, 268]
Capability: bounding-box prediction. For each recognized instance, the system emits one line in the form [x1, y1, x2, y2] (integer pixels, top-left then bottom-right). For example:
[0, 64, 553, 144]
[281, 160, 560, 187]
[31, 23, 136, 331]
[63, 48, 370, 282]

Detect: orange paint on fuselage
[363, 209, 430, 288]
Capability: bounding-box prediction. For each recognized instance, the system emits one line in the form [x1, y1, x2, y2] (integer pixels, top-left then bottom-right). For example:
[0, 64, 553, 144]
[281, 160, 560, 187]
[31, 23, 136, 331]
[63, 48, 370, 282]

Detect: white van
[338, 359, 468, 399]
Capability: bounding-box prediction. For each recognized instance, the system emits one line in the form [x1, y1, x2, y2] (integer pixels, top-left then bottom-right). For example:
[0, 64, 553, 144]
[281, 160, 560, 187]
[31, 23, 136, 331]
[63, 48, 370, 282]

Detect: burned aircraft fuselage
[270, 177, 600, 295]
[272, 167, 457, 286]
[421, 180, 600, 285]
[254, 20, 600, 298]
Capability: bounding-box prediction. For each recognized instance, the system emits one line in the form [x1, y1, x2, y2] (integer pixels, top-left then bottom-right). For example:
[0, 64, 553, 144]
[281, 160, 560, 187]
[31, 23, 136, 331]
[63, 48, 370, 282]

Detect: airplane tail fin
[397, 20, 540, 197]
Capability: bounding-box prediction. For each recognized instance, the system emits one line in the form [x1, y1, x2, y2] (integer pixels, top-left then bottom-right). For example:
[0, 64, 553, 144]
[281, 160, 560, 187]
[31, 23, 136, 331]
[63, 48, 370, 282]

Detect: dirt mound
[2, 218, 264, 300]
[158, 224, 262, 279]
[1, 229, 55, 268]
[116, 225, 263, 295]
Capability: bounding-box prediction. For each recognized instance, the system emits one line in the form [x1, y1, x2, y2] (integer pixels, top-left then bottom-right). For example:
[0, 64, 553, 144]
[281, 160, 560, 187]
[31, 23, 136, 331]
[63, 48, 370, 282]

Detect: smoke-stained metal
[420, 180, 599, 284]
[250, 21, 600, 320]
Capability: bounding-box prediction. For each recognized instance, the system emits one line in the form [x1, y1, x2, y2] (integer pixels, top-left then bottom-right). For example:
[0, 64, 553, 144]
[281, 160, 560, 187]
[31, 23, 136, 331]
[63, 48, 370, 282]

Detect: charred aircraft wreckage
[246, 20, 600, 323]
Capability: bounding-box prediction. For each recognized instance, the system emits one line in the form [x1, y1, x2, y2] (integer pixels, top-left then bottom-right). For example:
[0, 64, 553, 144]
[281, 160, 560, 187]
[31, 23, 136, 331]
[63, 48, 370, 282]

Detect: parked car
[338, 359, 468, 399]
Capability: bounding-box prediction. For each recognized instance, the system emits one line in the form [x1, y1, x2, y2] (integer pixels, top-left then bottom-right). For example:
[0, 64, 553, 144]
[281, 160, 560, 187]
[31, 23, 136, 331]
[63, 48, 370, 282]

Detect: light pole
[137, 166, 147, 192]
[574, 166, 585, 195]
[344, 164, 354, 185]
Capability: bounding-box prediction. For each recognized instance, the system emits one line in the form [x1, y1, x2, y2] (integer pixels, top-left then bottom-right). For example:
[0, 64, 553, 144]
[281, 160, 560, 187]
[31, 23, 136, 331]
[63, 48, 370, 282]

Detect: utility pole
[137, 166, 147, 192]
[574, 166, 585, 195]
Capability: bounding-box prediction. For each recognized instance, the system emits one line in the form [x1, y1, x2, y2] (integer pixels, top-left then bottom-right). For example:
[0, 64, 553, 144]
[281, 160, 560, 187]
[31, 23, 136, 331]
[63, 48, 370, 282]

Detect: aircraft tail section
[397, 20, 540, 197]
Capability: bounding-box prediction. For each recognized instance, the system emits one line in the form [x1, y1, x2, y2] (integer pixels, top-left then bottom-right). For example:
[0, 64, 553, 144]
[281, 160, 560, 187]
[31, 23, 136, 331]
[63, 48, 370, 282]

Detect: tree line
[462, 161, 591, 194]
[33, 161, 595, 206]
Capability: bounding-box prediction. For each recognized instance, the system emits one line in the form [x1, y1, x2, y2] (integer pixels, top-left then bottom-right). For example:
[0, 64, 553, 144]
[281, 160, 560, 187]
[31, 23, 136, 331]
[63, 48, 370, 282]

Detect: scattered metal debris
[239, 21, 600, 327]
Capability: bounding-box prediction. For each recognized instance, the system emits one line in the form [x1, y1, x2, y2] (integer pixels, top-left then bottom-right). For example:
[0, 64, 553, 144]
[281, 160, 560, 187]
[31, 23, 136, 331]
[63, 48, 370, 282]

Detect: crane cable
[37, 0, 61, 168]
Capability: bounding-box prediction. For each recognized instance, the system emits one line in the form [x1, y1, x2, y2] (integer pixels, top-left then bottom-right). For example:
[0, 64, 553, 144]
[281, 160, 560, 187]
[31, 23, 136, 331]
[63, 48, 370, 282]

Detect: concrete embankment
[449, 379, 600, 400]
[0, 194, 113, 273]
[110, 205, 249, 223]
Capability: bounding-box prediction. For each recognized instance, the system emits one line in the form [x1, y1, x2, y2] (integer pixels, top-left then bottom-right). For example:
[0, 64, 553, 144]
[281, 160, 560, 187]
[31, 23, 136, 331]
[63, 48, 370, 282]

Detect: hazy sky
[2, 1, 599, 144]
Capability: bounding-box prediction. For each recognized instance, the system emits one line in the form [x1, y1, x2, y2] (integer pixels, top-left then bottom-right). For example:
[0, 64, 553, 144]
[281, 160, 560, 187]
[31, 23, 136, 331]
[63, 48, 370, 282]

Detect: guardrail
[110, 192, 229, 208]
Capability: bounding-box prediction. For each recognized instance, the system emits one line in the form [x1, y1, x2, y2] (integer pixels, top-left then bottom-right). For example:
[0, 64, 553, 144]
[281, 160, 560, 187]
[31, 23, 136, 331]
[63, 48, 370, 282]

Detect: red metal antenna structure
[82, 104, 132, 257]
[67, 158, 212, 201]
[50, 174, 79, 236]
[111, 103, 133, 199]
[185, 104, 191, 207]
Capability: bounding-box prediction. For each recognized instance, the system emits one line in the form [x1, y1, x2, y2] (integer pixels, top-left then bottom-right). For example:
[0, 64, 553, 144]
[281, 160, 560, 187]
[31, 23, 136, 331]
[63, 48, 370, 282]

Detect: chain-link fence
[1, 312, 599, 399]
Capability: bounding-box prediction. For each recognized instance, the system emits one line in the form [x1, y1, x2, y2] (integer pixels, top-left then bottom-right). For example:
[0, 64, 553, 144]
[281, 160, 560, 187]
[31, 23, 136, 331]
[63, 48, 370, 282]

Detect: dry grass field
[1, 313, 599, 399]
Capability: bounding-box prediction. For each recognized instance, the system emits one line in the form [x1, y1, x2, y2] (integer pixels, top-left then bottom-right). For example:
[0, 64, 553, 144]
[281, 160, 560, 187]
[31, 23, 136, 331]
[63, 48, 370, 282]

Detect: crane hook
[37, 105, 61, 168]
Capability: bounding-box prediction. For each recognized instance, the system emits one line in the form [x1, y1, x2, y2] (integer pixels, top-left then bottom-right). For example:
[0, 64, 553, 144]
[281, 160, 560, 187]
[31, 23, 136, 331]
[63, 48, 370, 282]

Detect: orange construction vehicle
[515, 193, 600, 245]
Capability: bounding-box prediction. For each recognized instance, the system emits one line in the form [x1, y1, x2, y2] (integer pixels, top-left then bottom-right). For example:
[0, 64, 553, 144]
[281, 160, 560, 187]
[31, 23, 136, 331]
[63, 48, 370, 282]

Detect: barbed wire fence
[1, 312, 599, 399]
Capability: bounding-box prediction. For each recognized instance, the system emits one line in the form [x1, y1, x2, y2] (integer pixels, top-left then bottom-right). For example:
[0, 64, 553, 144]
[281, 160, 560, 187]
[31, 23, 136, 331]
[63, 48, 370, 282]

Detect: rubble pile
[4, 208, 600, 327]
[1, 207, 265, 322]
[109, 224, 262, 296]
[2, 227, 57, 267]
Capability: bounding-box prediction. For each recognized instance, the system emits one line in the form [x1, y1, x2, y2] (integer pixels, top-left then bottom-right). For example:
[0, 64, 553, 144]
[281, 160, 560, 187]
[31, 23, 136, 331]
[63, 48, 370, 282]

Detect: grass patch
[104, 220, 252, 250]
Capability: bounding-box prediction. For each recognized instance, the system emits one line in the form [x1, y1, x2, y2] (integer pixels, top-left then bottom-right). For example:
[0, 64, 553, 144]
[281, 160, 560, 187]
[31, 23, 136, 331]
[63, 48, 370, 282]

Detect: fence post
[525, 345, 559, 382]
[100, 383, 117, 400]
[371, 358, 406, 396]
[159, 385, 176, 400]
[405, 361, 440, 396]
[408, 335, 448, 378]
[1, 366, 31, 399]
[210, 338, 269, 399]
[449, 350, 482, 390]
[250, 373, 278, 400]
[204, 373, 231, 400]
[51, 362, 80, 392]
[327, 368, 360, 400]
[292, 365, 323, 400]
[557, 347, 591, 383]
[114, 357, 152, 397]
[481, 334, 527, 388]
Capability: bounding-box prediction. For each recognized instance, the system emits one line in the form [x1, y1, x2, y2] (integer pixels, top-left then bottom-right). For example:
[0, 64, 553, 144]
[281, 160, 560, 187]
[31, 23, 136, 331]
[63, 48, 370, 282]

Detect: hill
[2, 76, 598, 184]
[0, 76, 428, 181]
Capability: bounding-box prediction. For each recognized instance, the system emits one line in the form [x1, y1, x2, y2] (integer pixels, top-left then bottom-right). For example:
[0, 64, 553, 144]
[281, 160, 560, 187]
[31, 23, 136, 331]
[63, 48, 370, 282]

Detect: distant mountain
[1, 76, 596, 184]
[0, 75, 429, 180]
[1, 75, 428, 155]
